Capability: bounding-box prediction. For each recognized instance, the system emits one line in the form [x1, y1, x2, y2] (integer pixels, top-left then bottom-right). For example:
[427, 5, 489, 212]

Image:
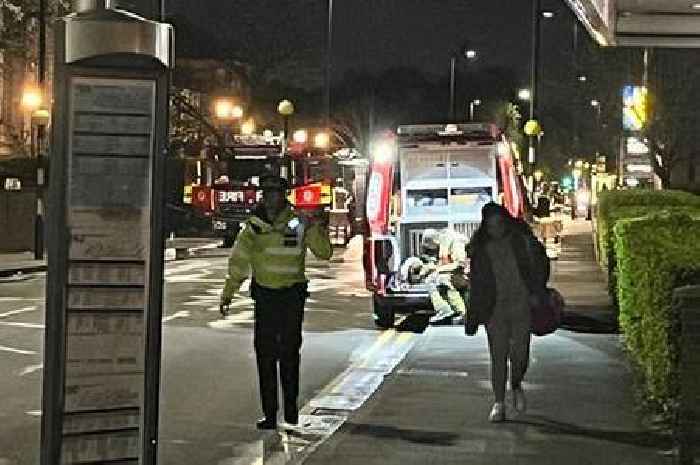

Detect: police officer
[220, 176, 332, 430]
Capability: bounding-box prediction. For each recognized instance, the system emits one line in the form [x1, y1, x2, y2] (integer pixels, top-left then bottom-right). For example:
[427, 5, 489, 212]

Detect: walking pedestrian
[220, 176, 333, 431]
[465, 202, 550, 422]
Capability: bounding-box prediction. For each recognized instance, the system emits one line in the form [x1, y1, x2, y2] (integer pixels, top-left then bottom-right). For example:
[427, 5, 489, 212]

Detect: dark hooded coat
[465, 204, 550, 335]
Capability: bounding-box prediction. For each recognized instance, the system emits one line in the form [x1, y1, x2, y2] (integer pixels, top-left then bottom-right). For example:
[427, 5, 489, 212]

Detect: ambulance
[363, 123, 527, 328]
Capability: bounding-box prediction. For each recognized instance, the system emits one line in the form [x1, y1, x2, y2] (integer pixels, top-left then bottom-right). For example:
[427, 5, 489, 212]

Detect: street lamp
[277, 99, 295, 153]
[518, 88, 532, 101]
[21, 86, 43, 112]
[469, 99, 481, 121]
[22, 85, 45, 260]
[449, 46, 479, 121]
[213, 98, 243, 121]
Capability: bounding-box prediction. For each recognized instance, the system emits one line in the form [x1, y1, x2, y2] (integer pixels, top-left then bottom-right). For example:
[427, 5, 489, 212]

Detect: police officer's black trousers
[252, 281, 307, 422]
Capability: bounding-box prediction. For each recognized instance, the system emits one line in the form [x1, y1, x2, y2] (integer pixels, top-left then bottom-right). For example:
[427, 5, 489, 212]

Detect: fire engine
[189, 137, 285, 247]
[363, 123, 527, 328]
[286, 129, 358, 246]
[187, 130, 362, 247]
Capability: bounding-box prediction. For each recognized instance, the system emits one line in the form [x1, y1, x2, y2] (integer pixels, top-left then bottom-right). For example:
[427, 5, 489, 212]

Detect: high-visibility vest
[222, 206, 332, 299]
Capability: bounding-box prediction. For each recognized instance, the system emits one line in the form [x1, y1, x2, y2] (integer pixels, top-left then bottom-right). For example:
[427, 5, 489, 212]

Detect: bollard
[674, 285, 700, 465]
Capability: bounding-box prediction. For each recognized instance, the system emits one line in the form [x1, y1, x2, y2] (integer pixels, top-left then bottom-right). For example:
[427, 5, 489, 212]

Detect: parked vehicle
[363, 123, 527, 328]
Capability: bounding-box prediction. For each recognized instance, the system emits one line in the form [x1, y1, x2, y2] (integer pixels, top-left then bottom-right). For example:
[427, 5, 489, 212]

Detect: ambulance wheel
[373, 296, 395, 329]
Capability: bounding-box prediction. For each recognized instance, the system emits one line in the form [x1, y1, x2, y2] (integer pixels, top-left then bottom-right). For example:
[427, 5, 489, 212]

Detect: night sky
[165, 0, 611, 172]
[167, 0, 577, 86]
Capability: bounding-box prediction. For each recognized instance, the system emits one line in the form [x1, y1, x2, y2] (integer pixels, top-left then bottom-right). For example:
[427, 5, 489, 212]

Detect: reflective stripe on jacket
[222, 206, 332, 299]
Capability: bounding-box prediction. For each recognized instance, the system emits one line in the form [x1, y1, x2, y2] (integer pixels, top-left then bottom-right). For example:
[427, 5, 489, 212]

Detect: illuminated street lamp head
[314, 131, 330, 149]
[578, 75, 588, 82]
[241, 118, 255, 135]
[214, 98, 243, 120]
[542, 11, 555, 19]
[518, 89, 531, 101]
[590, 99, 600, 107]
[292, 129, 308, 144]
[21, 86, 43, 111]
[473, 99, 482, 106]
[277, 99, 295, 117]
[464, 49, 478, 60]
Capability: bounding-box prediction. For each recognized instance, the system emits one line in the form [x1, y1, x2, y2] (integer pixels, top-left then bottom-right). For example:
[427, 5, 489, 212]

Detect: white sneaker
[279, 421, 300, 433]
[512, 388, 527, 414]
[488, 402, 506, 422]
[429, 308, 455, 323]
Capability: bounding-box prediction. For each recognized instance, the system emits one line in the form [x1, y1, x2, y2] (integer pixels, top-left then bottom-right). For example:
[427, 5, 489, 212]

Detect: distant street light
[542, 11, 555, 19]
[277, 99, 295, 153]
[590, 99, 600, 107]
[518, 88, 532, 101]
[469, 99, 481, 121]
[449, 46, 479, 121]
[578, 75, 588, 82]
[21, 86, 43, 111]
[213, 98, 243, 121]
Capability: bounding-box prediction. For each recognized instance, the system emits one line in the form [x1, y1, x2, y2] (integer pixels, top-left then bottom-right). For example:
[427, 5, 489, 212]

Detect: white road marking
[166, 277, 225, 284]
[0, 322, 44, 329]
[0, 297, 42, 302]
[208, 310, 255, 328]
[0, 306, 37, 318]
[18, 364, 43, 376]
[162, 310, 191, 323]
[25, 410, 42, 417]
[0, 345, 37, 355]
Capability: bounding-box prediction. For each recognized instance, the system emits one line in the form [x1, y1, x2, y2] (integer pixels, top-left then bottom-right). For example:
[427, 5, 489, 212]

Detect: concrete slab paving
[301, 220, 671, 465]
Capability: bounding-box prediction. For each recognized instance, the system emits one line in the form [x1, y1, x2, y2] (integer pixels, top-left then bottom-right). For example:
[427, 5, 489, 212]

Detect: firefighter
[424, 229, 467, 323]
[220, 176, 333, 431]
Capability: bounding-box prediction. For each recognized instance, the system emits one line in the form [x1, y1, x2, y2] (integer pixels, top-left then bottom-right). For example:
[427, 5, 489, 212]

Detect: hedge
[614, 213, 700, 413]
[602, 205, 700, 302]
[596, 189, 700, 269]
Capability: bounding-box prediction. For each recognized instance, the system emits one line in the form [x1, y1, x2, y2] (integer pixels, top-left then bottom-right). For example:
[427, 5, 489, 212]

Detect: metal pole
[449, 56, 456, 121]
[469, 101, 474, 121]
[325, 0, 333, 129]
[528, 0, 540, 173]
[35, 0, 47, 260]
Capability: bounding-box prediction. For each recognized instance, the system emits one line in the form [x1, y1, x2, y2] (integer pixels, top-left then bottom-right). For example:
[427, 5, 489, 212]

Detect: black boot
[284, 400, 298, 426]
[256, 416, 277, 430]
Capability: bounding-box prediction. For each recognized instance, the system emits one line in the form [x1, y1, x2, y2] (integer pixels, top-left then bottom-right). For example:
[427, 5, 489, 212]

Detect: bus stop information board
[60, 77, 155, 463]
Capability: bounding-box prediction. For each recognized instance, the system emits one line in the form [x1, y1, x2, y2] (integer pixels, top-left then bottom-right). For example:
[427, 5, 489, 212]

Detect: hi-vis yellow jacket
[222, 206, 333, 300]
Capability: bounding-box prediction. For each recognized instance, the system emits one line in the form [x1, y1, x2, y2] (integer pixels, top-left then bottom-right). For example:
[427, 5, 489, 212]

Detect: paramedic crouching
[220, 176, 332, 431]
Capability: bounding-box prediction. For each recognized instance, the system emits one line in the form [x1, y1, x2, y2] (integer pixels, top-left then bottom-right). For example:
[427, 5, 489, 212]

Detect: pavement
[300, 220, 673, 465]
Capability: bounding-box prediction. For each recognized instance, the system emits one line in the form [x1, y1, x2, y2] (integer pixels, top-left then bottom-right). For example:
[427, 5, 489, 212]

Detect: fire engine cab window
[406, 189, 448, 216]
